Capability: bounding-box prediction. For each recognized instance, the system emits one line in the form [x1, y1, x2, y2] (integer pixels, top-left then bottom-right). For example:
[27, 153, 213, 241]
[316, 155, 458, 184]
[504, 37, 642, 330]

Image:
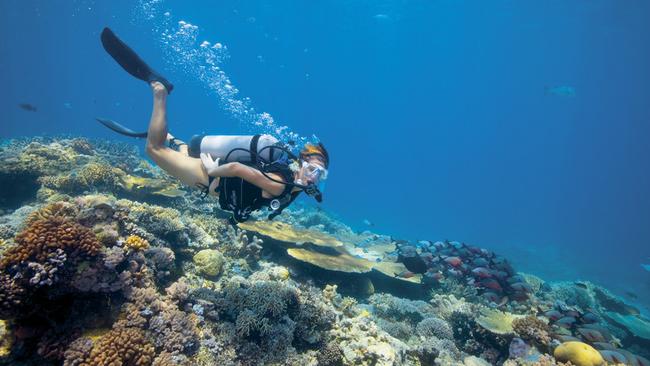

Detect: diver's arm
[231, 163, 286, 197]
[201, 154, 285, 196]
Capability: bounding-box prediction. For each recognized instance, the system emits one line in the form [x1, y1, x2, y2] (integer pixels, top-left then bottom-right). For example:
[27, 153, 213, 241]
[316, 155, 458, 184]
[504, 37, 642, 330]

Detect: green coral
[193, 249, 224, 277]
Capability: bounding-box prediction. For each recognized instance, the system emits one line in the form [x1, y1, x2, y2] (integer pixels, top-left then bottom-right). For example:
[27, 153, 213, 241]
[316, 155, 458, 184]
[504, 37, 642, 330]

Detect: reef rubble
[0, 136, 648, 366]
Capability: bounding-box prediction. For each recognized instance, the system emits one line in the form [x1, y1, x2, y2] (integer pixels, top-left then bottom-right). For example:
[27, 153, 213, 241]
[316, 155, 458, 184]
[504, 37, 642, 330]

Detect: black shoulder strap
[250, 134, 261, 164]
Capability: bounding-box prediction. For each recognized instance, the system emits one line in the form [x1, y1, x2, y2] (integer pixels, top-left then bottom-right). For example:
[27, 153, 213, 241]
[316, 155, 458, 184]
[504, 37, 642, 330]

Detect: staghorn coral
[222, 225, 263, 261]
[191, 277, 334, 363]
[125, 234, 150, 251]
[120, 200, 185, 238]
[70, 138, 94, 155]
[0, 217, 101, 269]
[369, 293, 436, 323]
[316, 342, 344, 366]
[116, 286, 200, 356]
[145, 247, 176, 279]
[102, 246, 125, 270]
[416, 316, 454, 340]
[329, 314, 410, 366]
[512, 315, 552, 347]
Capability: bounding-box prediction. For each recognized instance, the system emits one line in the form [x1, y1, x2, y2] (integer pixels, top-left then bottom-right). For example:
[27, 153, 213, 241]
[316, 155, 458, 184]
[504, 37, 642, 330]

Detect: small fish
[373, 13, 392, 22]
[641, 263, 650, 272]
[580, 312, 599, 324]
[447, 268, 463, 277]
[18, 103, 37, 112]
[509, 282, 533, 293]
[471, 267, 492, 278]
[395, 270, 415, 279]
[544, 310, 563, 321]
[545, 85, 576, 97]
[444, 256, 462, 267]
[483, 291, 500, 303]
[63, 102, 73, 109]
[555, 316, 576, 328]
[599, 350, 628, 365]
[577, 328, 605, 343]
[624, 291, 638, 299]
[480, 279, 503, 291]
[362, 219, 375, 227]
[472, 258, 489, 267]
[574, 281, 588, 289]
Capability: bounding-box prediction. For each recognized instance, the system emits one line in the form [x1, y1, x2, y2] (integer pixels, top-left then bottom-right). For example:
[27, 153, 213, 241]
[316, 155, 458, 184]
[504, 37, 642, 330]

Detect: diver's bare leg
[145, 82, 209, 186]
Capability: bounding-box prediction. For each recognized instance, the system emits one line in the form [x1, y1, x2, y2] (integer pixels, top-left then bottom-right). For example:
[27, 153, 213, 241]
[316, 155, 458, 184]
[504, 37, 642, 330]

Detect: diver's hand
[200, 153, 221, 176]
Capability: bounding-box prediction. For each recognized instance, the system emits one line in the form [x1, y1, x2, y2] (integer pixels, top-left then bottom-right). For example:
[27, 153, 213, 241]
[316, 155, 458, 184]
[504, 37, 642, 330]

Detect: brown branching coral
[0, 217, 101, 269]
[512, 315, 552, 347]
[68, 327, 156, 366]
[25, 201, 79, 226]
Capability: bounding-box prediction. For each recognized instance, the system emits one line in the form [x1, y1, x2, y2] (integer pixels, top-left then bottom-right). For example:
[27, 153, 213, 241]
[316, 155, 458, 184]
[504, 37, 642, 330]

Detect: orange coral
[0, 217, 101, 269]
[124, 235, 150, 251]
[77, 327, 155, 366]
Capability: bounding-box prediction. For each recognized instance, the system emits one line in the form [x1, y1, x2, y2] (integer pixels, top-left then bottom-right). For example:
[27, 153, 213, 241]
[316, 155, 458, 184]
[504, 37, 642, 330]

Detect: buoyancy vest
[192, 134, 298, 223]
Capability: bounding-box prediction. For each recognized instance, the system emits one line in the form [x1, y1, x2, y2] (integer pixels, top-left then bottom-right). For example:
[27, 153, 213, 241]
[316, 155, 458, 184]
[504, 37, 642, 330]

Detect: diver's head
[296, 142, 329, 185]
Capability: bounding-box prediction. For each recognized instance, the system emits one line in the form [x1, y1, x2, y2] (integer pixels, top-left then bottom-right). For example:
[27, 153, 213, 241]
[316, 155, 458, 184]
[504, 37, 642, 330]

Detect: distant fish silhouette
[373, 14, 393, 23]
[363, 219, 375, 227]
[18, 103, 37, 112]
[545, 85, 576, 97]
[642, 263, 650, 272]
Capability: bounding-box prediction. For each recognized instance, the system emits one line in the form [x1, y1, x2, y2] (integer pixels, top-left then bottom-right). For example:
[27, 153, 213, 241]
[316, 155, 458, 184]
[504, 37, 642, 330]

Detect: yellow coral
[476, 308, 524, 335]
[81, 328, 111, 342]
[287, 248, 375, 273]
[124, 235, 149, 251]
[0, 320, 12, 357]
[238, 220, 343, 248]
[553, 341, 605, 366]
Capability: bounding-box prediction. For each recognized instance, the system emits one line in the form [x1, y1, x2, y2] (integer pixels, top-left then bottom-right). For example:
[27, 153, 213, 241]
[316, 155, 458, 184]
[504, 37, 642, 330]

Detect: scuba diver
[98, 27, 329, 223]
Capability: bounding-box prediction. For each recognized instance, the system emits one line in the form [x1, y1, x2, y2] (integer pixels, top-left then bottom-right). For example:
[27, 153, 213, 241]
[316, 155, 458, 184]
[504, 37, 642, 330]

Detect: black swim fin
[96, 117, 148, 138]
[100, 27, 174, 93]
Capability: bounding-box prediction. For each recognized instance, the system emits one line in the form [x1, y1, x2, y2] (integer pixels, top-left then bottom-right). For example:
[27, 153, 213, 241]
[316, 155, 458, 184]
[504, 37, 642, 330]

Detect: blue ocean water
[2, 0, 649, 310]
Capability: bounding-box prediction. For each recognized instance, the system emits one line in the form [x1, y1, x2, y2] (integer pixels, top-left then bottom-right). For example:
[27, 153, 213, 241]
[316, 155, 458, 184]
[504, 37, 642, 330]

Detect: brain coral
[553, 341, 605, 366]
[0, 217, 101, 269]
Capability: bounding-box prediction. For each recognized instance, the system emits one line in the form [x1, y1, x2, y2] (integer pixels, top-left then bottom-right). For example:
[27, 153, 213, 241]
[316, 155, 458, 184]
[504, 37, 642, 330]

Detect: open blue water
[2, 0, 649, 310]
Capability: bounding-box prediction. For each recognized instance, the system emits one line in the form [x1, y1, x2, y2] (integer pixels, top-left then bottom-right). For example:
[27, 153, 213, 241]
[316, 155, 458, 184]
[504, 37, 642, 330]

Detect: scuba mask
[301, 161, 328, 182]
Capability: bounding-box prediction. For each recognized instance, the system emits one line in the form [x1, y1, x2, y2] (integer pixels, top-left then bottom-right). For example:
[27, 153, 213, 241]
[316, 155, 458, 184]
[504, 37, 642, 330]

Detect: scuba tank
[188, 134, 283, 163]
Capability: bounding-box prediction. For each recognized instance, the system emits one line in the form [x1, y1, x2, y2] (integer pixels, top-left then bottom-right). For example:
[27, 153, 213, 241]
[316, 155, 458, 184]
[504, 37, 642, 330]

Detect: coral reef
[2, 136, 650, 365]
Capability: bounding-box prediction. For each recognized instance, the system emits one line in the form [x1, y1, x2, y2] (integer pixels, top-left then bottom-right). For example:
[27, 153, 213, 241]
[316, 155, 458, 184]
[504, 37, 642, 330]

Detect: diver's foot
[151, 81, 168, 98]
